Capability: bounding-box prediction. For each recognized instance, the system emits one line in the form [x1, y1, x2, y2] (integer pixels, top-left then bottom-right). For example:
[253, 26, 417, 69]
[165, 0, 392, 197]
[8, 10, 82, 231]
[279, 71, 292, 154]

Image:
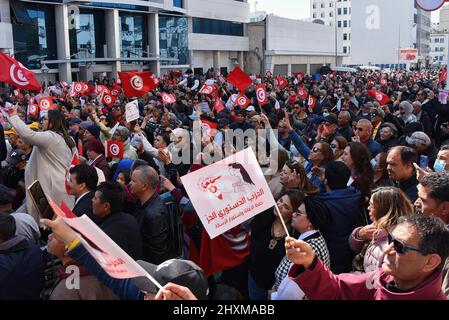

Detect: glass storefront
[119, 13, 147, 58]
[69, 10, 105, 61]
[159, 15, 189, 66]
[10, 1, 57, 69]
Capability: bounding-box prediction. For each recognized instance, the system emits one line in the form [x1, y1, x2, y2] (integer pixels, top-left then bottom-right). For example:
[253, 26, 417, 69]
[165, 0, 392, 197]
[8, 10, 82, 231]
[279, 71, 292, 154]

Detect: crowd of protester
[1, 66, 449, 300]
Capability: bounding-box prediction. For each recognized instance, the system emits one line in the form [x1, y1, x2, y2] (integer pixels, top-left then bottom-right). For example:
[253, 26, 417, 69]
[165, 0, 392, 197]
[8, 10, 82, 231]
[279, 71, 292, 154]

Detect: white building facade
[311, 0, 431, 67]
[0, 0, 250, 82]
[246, 15, 344, 76]
[430, 32, 449, 66]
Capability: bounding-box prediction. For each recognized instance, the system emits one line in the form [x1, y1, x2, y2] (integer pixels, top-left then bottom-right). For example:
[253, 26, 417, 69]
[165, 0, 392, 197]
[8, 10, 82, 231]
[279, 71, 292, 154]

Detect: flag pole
[145, 274, 163, 291]
[274, 204, 290, 238]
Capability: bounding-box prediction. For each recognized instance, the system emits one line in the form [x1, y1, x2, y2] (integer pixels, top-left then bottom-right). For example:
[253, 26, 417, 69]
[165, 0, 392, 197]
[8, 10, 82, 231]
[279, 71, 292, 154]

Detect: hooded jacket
[319, 187, 362, 274]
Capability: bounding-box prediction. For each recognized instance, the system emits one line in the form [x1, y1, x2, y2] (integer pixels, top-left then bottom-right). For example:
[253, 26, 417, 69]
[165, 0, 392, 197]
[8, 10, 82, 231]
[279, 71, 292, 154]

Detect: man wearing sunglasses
[415, 172, 449, 298]
[285, 214, 449, 300]
[353, 119, 383, 158]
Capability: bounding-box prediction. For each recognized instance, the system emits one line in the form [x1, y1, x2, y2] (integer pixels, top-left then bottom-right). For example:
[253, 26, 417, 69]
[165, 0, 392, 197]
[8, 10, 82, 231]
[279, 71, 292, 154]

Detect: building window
[159, 15, 189, 66]
[338, 21, 341, 28]
[329, 12, 333, 17]
[343, 8, 348, 15]
[338, 8, 341, 15]
[343, 33, 347, 40]
[119, 13, 147, 59]
[321, 12, 325, 18]
[173, 0, 183, 8]
[192, 18, 244, 37]
[321, 3, 325, 8]
[313, 13, 317, 18]
[10, 1, 57, 69]
[343, 20, 347, 28]
[343, 46, 347, 54]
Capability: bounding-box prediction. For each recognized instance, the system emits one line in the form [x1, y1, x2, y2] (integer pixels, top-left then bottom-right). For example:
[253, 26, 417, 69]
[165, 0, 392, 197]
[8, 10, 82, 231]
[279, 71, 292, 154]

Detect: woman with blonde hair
[348, 187, 414, 273]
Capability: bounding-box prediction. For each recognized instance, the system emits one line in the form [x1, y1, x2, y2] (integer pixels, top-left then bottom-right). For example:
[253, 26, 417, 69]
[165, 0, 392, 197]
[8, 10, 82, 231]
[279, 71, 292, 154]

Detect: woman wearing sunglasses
[281, 114, 334, 188]
[330, 136, 348, 162]
[349, 187, 414, 273]
[279, 160, 320, 196]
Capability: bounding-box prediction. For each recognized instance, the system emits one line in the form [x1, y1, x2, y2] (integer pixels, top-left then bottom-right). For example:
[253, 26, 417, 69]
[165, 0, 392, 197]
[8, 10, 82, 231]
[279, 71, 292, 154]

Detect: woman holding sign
[7, 106, 76, 221]
[247, 190, 301, 300]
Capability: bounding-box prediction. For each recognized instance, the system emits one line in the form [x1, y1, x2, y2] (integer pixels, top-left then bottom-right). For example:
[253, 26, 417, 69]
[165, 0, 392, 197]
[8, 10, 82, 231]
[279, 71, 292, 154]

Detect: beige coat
[9, 115, 75, 222]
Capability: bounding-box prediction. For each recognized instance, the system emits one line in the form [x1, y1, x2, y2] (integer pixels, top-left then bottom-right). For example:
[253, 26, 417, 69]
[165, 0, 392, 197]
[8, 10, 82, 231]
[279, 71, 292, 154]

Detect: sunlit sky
[247, 0, 441, 23]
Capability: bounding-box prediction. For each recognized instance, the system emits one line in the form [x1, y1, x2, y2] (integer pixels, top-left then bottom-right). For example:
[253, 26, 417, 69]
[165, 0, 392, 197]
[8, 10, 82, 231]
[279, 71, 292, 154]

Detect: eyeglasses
[387, 234, 427, 256]
[311, 147, 321, 153]
[355, 127, 364, 132]
[292, 210, 306, 218]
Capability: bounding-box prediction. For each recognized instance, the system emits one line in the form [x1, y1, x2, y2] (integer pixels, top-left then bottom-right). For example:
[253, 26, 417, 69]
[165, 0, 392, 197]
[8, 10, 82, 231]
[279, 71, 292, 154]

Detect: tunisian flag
[199, 84, 217, 95]
[106, 141, 124, 158]
[27, 104, 39, 118]
[297, 88, 308, 100]
[118, 71, 157, 97]
[199, 226, 250, 277]
[235, 93, 251, 109]
[227, 66, 252, 92]
[440, 69, 447, 83]
[367, 90, 391, 105]
[161, 92, 176, 105]
[37, 97, 54, 112]
[255, 84, 268, 105]
[213, 96, 225, 113]
[275, 75, 288, 89]
[0, 52, 42, 91]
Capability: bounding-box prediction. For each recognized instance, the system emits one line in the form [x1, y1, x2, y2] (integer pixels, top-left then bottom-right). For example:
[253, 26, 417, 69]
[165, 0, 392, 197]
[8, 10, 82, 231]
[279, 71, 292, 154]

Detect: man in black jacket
[69, 164, 98, 219]
[387, 146, 419, 203]
[130, 165, 172, 265]
[92, 181, 142, 260]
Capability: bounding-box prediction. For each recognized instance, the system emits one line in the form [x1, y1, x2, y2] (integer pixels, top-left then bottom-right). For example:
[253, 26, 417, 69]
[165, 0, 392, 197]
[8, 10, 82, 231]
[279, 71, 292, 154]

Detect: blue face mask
[434, 159, 446, 173]
[370, 158, 377, 169]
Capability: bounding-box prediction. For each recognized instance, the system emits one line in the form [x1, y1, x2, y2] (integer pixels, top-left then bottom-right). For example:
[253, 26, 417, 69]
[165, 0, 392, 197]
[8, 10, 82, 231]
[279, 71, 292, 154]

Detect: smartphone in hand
[420, 155, 429, 170]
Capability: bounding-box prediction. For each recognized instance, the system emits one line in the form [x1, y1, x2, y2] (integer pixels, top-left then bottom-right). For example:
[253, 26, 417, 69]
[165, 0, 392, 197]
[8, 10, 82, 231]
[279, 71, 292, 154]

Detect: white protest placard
[125, 100, 140, 123]
[48, 198, 161, 287]
[181, 148, 276, 239]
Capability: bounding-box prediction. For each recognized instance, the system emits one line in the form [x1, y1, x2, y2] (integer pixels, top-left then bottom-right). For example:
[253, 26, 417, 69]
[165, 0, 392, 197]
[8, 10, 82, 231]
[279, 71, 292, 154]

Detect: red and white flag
[213, 97, 225, 113]
[199, 85, 217, 95]
[105, 141, 124, 158]
[308, 96, 316, 110]
[297, 88, 308, 100]
[0, 52, 42, 91]
[255, 84, 268, 105]
[275, 76, 288, 90]
[440, 69, 447, 83]
[69, 82, 87, 97]
[27, 104, 39, 118]
[37, 97, 54, 112]
[265, 70, 273, 77]
[201, 120, 218, 138]
[118, 71, 157, 97]
[367, 90, 391, 105]
[293, 72, 305, 81]
[65, 153, 80, 195]
[235, 93, 250, 109]
[161, 92, 176, 105]
[100, 91, 118, 108]
[227, 67, 252, 92]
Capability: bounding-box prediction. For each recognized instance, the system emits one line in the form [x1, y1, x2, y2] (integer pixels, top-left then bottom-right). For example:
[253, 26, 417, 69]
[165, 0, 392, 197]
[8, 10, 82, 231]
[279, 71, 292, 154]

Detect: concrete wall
[188, 33, 249, 51]
[246, 21, 265, 75]
[186, 0, 249, 23]
[0, 0, 12, 52]
[191, 50, 239, 72]
[266, 15, 343, 56]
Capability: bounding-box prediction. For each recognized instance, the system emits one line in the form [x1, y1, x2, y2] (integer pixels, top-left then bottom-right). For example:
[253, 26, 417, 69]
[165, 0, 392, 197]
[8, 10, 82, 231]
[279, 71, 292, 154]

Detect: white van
[330, 66, 358, 73]
[356, 65, 381, 71]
